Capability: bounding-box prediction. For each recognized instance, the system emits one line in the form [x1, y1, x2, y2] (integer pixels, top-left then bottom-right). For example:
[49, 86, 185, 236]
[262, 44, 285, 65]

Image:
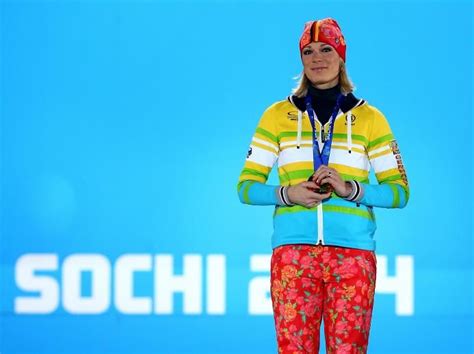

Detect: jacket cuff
[275, 186, 295, 206]
[344, 180, 364, 202]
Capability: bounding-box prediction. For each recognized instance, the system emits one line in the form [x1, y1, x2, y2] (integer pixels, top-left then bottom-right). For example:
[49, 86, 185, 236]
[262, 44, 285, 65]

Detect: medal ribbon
[305, 93, 344, 171]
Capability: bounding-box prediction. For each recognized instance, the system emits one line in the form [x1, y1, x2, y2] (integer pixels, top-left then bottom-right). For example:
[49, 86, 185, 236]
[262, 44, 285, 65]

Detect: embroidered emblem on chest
[287, 111, 298, 121]
[344, 114, 356, 126]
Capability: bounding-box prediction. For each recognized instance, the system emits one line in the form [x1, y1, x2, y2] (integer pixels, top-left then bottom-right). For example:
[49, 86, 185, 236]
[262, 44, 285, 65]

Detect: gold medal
[307, 174, 334, 194]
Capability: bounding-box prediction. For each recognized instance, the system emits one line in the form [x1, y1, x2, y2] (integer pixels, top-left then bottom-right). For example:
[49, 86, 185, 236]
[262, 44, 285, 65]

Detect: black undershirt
[290, 84, 361, 125]
[307, 83, 341, 126]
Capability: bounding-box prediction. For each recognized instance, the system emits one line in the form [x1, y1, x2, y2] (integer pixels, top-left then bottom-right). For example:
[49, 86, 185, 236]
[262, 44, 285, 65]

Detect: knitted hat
[299, 18, 346, 61]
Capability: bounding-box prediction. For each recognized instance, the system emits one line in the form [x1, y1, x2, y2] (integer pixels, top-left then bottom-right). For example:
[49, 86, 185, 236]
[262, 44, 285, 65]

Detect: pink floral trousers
[270, 244, 377, 354]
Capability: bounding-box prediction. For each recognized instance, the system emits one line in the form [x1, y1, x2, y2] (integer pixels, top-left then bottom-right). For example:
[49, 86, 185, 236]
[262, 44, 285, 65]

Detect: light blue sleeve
[237, 181, 285, 206]
[358, 182, 409, 208]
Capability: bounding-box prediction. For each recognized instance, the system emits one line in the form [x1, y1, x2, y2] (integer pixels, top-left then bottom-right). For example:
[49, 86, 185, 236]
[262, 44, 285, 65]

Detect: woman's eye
[322, 47, 332, 53]
[303, 49, 312, 55]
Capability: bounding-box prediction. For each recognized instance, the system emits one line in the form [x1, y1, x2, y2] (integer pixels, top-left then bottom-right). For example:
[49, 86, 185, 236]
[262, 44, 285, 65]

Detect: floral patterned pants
[270, 244, 377, 354]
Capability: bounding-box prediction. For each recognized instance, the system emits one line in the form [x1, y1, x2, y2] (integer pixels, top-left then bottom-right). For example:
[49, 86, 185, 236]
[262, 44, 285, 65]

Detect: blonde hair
[292, 59, 355, 97]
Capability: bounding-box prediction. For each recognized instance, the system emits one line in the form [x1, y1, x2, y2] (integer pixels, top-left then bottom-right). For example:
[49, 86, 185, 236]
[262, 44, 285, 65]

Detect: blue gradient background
[1, 1, 472, 353]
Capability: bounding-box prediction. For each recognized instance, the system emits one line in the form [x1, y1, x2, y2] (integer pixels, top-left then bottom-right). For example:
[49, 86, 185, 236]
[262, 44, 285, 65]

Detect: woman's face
[302, 42, 341, 89]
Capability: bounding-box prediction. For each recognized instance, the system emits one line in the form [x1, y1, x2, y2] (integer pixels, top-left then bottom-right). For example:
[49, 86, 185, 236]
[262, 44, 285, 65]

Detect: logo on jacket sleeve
[390, 140, 400, 154]
[390, 140, 408, 185]
[247, 146, 253, 159]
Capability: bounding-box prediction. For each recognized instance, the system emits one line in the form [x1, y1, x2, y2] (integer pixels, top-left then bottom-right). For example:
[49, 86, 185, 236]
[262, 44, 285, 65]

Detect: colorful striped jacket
[236, 93, 409, 251]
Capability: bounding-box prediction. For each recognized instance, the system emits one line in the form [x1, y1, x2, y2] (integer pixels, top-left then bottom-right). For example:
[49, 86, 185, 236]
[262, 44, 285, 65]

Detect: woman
[237, 18, 409, 353]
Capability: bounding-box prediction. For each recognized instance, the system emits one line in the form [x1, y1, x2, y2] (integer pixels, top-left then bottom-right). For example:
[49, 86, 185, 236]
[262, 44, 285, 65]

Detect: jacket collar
[287, 91, 365, 113]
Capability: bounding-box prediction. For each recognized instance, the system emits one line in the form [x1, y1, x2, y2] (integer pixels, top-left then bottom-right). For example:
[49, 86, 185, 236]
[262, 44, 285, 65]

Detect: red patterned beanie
[299, 18, 346, 62]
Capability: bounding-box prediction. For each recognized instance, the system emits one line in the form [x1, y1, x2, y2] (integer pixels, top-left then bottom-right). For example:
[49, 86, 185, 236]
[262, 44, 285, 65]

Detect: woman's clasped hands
[286, 165, 353, 208]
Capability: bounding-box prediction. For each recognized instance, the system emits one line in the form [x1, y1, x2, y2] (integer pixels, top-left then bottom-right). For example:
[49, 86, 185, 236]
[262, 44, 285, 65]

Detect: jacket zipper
[317, 204, 324, 245]
[316, 120, 326, 245]
[316, 115, 340, 246]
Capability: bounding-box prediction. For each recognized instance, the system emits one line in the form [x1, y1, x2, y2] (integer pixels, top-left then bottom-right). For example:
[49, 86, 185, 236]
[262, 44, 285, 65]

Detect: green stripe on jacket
[256, 127, 278, 143]
[275, 204, 373, 220]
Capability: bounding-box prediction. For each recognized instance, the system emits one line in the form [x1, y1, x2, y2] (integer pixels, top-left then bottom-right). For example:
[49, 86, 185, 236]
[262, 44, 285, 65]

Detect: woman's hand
[286, 181, 332, 208]
[310, 165, 352, 198]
